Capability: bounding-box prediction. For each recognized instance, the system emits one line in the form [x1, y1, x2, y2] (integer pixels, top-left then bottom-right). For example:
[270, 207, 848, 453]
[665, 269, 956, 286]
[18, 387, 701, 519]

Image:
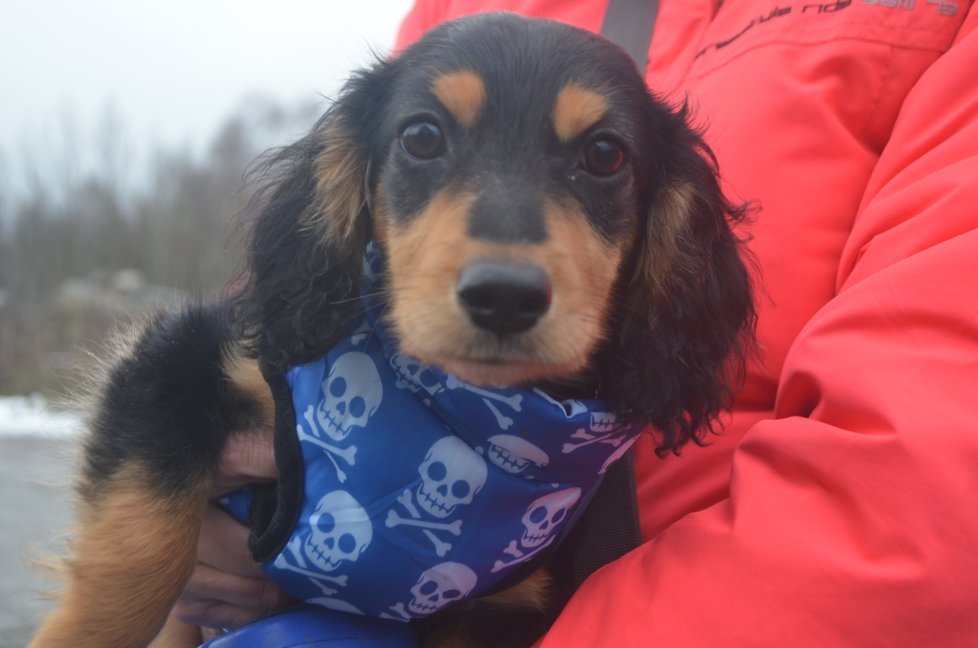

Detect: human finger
[197, 505, 266, 579]
[212, 432, 278, 496]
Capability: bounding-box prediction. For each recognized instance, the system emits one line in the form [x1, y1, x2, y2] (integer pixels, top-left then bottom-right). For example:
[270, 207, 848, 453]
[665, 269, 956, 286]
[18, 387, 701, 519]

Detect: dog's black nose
[456, 261, 552, 335]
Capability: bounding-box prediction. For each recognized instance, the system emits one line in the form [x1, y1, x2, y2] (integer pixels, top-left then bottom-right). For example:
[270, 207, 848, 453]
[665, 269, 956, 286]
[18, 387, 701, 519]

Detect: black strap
[247, 361, 306, 563]
[599, 0, 660, 71]
[556, 448, 643, 590]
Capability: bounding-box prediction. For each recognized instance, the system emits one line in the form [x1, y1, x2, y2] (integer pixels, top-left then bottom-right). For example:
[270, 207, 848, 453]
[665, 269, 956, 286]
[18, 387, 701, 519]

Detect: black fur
[81, 303, 252, 498]
[606, 101, 754, 454]
[232, 13, 754, 454]
[232, 127, 365, 371]
[56, 12, 755, 648]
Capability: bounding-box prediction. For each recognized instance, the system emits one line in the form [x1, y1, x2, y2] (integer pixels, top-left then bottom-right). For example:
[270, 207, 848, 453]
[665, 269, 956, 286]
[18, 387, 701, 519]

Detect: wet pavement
[0, 436, 79, 647]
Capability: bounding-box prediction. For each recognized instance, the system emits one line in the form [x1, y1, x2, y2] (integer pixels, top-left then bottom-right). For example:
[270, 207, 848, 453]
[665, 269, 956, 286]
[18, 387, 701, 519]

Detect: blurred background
[0, 1, 412, 644]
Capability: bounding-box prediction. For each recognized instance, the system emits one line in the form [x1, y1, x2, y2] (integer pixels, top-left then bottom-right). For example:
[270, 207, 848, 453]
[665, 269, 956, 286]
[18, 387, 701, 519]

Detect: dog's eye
[400, 120, 445, 160]
[583, 138, 626, 176]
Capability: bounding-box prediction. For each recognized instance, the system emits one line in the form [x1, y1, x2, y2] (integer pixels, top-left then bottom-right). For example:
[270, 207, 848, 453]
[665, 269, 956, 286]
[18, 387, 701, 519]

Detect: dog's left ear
[233, 63, 392, 370]
[606, 107, 756, 454]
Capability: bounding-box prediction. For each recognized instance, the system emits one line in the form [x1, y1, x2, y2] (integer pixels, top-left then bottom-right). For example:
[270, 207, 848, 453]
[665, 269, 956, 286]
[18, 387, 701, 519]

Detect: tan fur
[370, 181, 391, 249]
[422, 569, 553, 648]
[477, 567, 552, 612]
[542, 195, 624, 356]
[29, 465, 209, 648]
[309, 118, 368, 245]
[642, 182, 695, 297]
[384, 186, 624, 386]
[552, 84, 609, 142]
[222, 352, 274, 423]
[432, 70, 486, 128]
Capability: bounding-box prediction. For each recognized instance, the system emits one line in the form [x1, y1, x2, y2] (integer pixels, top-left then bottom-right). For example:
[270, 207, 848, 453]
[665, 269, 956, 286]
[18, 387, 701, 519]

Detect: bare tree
[0, 94, 322, 395]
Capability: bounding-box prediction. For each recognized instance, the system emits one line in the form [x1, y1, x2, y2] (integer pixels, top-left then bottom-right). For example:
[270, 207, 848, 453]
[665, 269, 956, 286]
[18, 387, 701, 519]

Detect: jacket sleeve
[538, 4, 978, 646]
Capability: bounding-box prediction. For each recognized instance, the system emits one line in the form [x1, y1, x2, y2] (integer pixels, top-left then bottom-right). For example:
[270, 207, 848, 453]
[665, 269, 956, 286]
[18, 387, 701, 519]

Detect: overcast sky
[0, 0, 413, 192]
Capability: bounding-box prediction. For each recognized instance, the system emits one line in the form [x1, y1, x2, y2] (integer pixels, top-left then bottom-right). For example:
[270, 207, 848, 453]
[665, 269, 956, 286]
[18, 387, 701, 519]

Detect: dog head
[236, 13, 754, 453]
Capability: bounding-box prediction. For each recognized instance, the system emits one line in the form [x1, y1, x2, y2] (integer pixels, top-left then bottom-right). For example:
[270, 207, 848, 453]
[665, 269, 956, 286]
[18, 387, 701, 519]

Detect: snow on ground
[0, 395, 82, 438]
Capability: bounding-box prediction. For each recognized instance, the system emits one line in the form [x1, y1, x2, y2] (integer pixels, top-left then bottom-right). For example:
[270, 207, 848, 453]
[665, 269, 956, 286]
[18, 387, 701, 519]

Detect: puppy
[30, 12, 754, 648]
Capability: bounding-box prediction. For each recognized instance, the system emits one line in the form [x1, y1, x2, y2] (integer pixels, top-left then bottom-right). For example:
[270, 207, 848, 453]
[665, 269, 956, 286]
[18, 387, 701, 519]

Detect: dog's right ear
[233, 62, 392, 370]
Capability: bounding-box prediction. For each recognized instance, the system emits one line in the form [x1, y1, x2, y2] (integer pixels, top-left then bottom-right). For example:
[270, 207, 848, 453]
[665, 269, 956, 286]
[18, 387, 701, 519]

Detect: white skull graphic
[390, 353, 443, 397]
[486, 434, 549, 474]
[521, 487, 581, 548]
[408, 562, 478, 616]
[304, 490, 373, 572]
[316, 351, 383, 441]
[417, 436, 488, 518]
[590, 411, 617, 433]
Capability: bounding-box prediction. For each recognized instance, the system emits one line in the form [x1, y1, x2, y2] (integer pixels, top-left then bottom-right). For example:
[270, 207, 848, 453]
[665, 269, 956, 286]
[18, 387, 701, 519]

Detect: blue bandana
[223, 244, 641, 621]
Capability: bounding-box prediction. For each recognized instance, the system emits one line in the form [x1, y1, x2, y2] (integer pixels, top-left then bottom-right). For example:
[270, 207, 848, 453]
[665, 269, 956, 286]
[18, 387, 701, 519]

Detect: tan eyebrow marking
[553, 84, 609, 142]
[431, 70, 486, 128]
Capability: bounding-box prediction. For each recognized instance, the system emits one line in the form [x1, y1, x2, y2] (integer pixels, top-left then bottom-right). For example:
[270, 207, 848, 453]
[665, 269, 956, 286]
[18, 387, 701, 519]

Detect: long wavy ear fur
[606, 102, 756, 455]
[232, 63, 391, 370]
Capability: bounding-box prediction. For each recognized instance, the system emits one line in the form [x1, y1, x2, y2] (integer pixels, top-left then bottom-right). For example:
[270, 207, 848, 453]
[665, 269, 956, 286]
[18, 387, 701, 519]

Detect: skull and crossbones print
[385, 436, 488, 556]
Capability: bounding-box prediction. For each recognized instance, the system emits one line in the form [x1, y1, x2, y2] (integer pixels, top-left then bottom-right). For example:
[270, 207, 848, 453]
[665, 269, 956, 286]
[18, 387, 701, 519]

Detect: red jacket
[398, 1, 978, 645]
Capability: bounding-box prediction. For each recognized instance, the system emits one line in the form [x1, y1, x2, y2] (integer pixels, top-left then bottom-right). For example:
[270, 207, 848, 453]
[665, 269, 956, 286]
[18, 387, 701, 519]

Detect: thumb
[213, 433, 278, 496]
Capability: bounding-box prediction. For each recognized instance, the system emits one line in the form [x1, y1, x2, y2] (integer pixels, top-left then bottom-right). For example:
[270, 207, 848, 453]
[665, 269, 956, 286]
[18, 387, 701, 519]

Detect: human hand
[172, 434, 292, 630]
